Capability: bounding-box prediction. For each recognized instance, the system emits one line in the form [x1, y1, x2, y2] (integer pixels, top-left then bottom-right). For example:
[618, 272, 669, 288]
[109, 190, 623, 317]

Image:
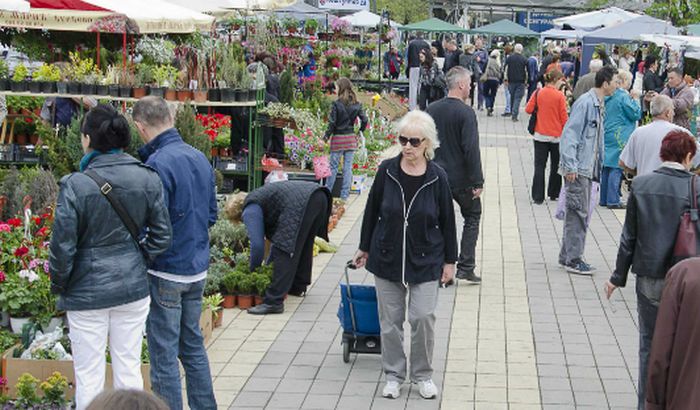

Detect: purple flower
[44, 261, 50, 274]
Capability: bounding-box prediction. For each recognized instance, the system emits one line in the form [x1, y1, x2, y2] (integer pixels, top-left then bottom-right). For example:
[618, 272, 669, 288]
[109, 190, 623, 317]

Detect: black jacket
[505, 53, 528, 84]
[407, 38, 431, 74]
[324, 100, 368, 139]
[427, 97, 484, 189]
[245, 181, 331, 256]
[49, 154, 172, 311]
[459, 52, 481, 79]
[643, 70, 664, 93]
[359, 155, 458, 284]
[443, 49, 462, 73]
[610, 167, 699, 287]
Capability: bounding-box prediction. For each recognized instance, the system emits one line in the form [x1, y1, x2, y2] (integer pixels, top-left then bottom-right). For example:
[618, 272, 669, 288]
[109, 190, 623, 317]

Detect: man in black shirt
[427, 66, 484, 283]
[443, 40, 461, 73]
[504, 43, 528, 122]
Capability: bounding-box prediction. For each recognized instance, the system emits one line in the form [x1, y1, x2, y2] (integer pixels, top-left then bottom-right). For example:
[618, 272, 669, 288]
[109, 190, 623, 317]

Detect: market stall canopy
[639, 33, 700, 59]
[0, 0, 216, 33]
[274, 0, 328, 21]
[582, 15, 678, 44]
[340, 10, 400, 28]
[400, 17, 468, 33]
[163, 0, 238, 14]
[0, 0, 29, 12]
[221, 0, 295, 10]
[469, 19, 538, 37]
[553, 7, 638, 31]
[540, 27, 585, 40]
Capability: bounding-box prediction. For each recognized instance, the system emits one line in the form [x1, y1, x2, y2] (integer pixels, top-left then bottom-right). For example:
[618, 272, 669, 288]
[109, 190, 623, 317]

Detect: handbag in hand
[527, 89, 539, 136]
[672, 175, 700, 263]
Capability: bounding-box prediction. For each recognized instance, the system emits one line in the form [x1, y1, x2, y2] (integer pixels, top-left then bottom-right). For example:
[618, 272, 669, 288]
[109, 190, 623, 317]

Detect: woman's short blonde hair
[616, 70, 633, 89]
[224, 192, 248, 223]
[395, 110, 440, 160]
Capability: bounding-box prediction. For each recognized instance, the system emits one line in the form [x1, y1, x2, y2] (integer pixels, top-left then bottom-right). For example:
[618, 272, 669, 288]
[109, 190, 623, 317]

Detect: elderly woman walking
[605, 130, 700, 410]
[483, 50, 502, 117]
[601, 70, 641, 208]
[353, 110, 457, 400]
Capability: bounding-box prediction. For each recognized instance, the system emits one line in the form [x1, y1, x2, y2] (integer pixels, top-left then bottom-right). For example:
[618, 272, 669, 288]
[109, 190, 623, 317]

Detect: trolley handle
[344, 260, 360, 335]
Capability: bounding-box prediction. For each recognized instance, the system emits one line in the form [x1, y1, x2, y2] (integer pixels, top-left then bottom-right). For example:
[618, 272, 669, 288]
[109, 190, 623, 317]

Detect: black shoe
[455, 270, 482, 283]
[549, 196, 558, 201]
[287, 288, 306, 297]
[247, 303, 284, 315]
[533, 199, 544, 205]
[512, 117, 519, 122]
[501, 112, 511, 117]
[607, 203, 626, 210]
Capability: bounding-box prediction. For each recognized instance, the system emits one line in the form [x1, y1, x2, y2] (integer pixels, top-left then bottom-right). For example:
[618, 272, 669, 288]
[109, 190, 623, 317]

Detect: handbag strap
[533, 89, 540, 114]
[83, 169, 142, 244]
[691, 175, 698, 221]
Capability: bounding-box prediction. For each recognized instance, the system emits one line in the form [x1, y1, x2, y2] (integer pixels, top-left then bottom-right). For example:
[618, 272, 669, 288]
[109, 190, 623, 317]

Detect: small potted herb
[40, 371, 69, 408]
[133, 64, 152, 99]
[203, 293, 224, 327]
[32, 63, 61, 93]
[221, 271, 240, 308]
[10, 63, 28, 92]
[237, 274, 255, 309]
[119, 68, 134, 98]
[305, 19, 318, 35]
[284, 18, 298, 34]
[104, 66, 121, 97]
[253, 266, 272, 306]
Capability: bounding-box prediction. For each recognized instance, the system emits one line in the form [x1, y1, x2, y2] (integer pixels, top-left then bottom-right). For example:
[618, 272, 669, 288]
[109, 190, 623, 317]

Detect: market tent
[540, 28, 586, 40]
[274, 0, 328, 21]
[579, 15, 678, 75]
[0, 0, 29, 11]
[400, 17, 468, 33]
[553, 7, 638, 31]
[341, 10, 400, 28]
[640, 33, 700, 60]
[163, 0, 237, 14]
[469, 19, 538, 37]
[224, 0, 295, 10]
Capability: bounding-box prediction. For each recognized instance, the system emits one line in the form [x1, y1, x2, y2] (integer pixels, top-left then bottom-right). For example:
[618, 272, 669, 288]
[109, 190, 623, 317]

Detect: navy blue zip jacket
[138, 128, 217, 275]
[359, 154, 457, 285]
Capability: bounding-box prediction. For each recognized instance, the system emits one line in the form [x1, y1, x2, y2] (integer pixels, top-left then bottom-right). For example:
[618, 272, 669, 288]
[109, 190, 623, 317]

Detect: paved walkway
[193, 92, 641, 409]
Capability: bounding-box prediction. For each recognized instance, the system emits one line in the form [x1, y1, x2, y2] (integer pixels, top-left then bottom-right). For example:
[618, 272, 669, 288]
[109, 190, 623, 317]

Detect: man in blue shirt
[134, 97, 218, 410]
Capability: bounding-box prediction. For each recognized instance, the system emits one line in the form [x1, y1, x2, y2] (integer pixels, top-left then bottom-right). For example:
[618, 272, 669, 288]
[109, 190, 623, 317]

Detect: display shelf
[0, 91, 257, 107]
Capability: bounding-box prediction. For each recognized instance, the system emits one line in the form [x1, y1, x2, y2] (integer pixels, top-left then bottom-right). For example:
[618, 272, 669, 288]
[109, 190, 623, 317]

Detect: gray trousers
[375, 276, 439, 383]
[559, 176, 592, 265]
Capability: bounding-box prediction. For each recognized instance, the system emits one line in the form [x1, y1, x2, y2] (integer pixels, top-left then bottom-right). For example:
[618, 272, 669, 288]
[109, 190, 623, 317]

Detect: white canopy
[540, 28, 585, 40]
[340, 10, 400, 28]
[640, 33, 700, 60]
[83, 0, 215, 32]
[0, 0, 29, 12]
[553, 7, 639, 31]
[219, 0, 295, 10]
[163, 0, 236, 14]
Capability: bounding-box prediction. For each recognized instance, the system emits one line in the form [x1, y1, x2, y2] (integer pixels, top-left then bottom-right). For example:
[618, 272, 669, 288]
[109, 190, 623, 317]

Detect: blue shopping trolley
[337, 261, 382, 363]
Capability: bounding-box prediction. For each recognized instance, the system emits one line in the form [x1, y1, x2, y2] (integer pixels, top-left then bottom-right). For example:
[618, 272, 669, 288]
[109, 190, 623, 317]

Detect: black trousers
[532, 140, 562, 202]
[452, 187, 482, 274]
[265, 191, 328, 305]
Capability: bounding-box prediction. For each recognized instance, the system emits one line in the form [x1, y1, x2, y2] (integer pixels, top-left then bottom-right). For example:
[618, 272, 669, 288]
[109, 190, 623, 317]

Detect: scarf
[79, 149, 123, 172]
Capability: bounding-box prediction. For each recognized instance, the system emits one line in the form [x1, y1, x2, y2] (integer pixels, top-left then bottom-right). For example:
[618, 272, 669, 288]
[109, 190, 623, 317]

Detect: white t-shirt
[620, 120, 699, 176]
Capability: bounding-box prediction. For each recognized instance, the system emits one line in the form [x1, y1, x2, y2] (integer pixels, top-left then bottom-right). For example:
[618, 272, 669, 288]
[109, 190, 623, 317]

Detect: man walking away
[407, 33, 431, 111]
[558, 66, 617, 275]
[572, 59, 603, 101]
[527, 54, 539, 100]
[133, 97, 218, 410]
[503, 44, 528, 122]
[427, 66, 484, 283]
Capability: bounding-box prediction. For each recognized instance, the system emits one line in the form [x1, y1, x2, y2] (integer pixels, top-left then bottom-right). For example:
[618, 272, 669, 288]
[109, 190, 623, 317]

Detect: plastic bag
[21, 327, 72, 360]
[313, 155, 331, 180]
[355, 131, 368, 165]
[555, 181, 600, 227]
[265, 170, 288, 184]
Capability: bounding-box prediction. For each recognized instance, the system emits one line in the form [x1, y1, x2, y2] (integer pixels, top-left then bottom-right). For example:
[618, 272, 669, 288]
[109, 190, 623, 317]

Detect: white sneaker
[417, 379, 438, 399]
[382, 381, 401, 399]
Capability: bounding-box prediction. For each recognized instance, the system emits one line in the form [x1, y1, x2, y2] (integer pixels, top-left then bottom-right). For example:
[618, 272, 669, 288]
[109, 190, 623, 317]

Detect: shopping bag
[555, 181, 600, 227]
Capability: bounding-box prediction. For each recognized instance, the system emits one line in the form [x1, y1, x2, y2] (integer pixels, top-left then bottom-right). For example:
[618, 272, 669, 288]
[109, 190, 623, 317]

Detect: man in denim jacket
[559, 66, 618, 275]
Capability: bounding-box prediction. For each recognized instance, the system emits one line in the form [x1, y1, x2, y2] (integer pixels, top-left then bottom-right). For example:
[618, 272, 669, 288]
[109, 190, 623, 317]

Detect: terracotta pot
[176, 89, 192, 102]
[213, 310, 223, 328]
[20, 108, 32, 116]
[254, 295, 264, 306]
[133, 87, 148, 99]
[222, 294, 236, 309]
[287, 27, 297, 34]
[15, 134, 27, 145]
[238, 295, 253, 309]
[194, 90, 208, 103]
[211, 147, 219, 158]
[29, 134, 39, 145]
[164, 89, 177, 101]
[305, 28, 315, 36]
[33, 107, 41, 116]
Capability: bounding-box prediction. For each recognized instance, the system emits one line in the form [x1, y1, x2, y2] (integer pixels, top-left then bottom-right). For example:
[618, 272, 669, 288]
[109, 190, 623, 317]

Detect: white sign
[318, 0, 368, 11]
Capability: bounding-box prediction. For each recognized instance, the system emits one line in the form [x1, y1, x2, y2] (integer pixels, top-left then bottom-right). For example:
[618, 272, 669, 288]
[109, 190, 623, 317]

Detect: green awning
[400, 17, 469, 33]
[469, 19, 539, 37]
[687, 23, 700, 36]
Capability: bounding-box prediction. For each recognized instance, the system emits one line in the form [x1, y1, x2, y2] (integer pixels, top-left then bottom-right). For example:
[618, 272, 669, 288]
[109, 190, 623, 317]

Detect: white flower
[19, 269, 38, 283]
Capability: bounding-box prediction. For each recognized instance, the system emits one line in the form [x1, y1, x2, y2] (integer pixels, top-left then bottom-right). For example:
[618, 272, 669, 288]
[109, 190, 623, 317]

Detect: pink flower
[0, 224, 10, 232]
[44, 261, 50, 274]
[0, 271, 5, 283]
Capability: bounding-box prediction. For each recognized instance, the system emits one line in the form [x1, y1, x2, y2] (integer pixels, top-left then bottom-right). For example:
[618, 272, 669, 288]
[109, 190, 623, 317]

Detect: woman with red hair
[604, 129, 700, 410]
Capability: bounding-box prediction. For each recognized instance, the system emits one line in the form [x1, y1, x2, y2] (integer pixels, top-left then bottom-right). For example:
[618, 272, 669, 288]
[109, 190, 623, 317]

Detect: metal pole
[96, 32, 101, 70]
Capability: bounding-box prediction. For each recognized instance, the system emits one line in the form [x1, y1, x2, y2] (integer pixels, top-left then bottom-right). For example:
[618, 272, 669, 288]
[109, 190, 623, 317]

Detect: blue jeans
[504, 85, 511, 114]
[483, 79, 499, 110]
[599, 166, 623, 206]
[636, 278, 663, 410]
[326, 150, 355, 200]
[508, 82, 526, 120]
[242, 204, 265, 271]
[147, 276, 216, 410]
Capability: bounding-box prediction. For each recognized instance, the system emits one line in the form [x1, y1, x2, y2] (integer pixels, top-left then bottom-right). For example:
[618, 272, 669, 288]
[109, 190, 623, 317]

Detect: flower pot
[208, 88, 221, 102]
[222, 294, 236, 308]
[164, 89, 177, 101]
[10, 317, 31, 335]
[20, 108, 32, 116]
[305, 28, 315, 36]
[132, 87, 147, 99]
[194, 89, 208, 103]
[96, 84, 109, 95]
[211, 147, 219, 158]
[27, 81, 41, 93]
[0, 79, 8, 90]
[220, 88, 235, 103]
[10, 81, 27, 92]
[67, 82, 81, 94]
[81, 83, 97, 95]
[247, 89, 257, 102]
[238, 294, 254, 309]
[0, 312, 9, 327]
[57, 81, 68, 94]
[40, 81, 56, 93]
[119, 86, 132, 98]
[234, 89, 246, 102]
[29, 134, 39, 145]
[108, 85, 120, 97]
[149, 87, 165, 98]
[44, 316, 64, 333]
[213, 310, 223, 328]
[176, 89, 192, 102]
[287, 27, 297, 34]
[15, 134, 27, 145]
[254, 295, 264, 306]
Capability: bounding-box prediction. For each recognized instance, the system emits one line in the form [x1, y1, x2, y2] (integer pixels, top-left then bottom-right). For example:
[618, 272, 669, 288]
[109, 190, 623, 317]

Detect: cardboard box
[200, 307, 213, 345]
[2, 346, 150, 399]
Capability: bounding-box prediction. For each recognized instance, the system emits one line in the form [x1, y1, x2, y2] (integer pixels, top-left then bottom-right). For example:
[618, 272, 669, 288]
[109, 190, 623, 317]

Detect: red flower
[14, 246, 29, 257]
[33, 217, 42, 225]
[24, 117, 33, 124]
[37, 227, 49, 237]
[353, 163, 359, 169]
[0, 271, 5, 283]
[7, 218, 21, 227]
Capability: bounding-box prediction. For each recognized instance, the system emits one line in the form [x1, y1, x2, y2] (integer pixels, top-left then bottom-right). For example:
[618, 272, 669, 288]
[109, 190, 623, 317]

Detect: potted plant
[234, 63, 250, 102]
[228, 17, 244, 30]
[10, 63, 28, 92]
[32, 63, 60, 93]
[119, 68, 134, 98]
[15, 373, 40, 408]
[40, 371, 69, 408]
[0, 273, 43, 334]
[203, 293, 224, 328]
[304, 18, 318, 35]
[283, 18, 298, 34]
[221, 271, 239, 308]
[217, 59, 237, 103]
[193, 62, 208, 103]
[0, 59, 9, 90]
[82, 70, 100, 96]
[175, 76, 191, 102]
[151, 64, 178, 100]
[133, 64, 152, 99]
[252, 268, 271, 306]
[104, 66, 122, 97]
[237, 274, 255, 309]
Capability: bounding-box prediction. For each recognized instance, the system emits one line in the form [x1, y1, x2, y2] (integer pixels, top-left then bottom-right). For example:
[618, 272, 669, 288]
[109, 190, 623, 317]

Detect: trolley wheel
[343, 340, 351, 363]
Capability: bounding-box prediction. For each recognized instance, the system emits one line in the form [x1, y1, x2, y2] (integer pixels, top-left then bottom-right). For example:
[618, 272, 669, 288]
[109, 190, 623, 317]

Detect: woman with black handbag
[604, 130, 700, 410]
[418, 49, 446, 110]
[525, 69, 568, 204]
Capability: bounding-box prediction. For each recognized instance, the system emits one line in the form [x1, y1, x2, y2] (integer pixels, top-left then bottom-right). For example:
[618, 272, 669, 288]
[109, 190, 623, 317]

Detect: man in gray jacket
[559, 65, 617, 275]
[572, 59, 603, 101]
[659, 68, 695, 130]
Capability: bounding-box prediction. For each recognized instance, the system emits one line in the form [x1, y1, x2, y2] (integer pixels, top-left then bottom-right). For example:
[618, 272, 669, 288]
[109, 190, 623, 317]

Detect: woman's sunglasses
[398, 136, 425, 147]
